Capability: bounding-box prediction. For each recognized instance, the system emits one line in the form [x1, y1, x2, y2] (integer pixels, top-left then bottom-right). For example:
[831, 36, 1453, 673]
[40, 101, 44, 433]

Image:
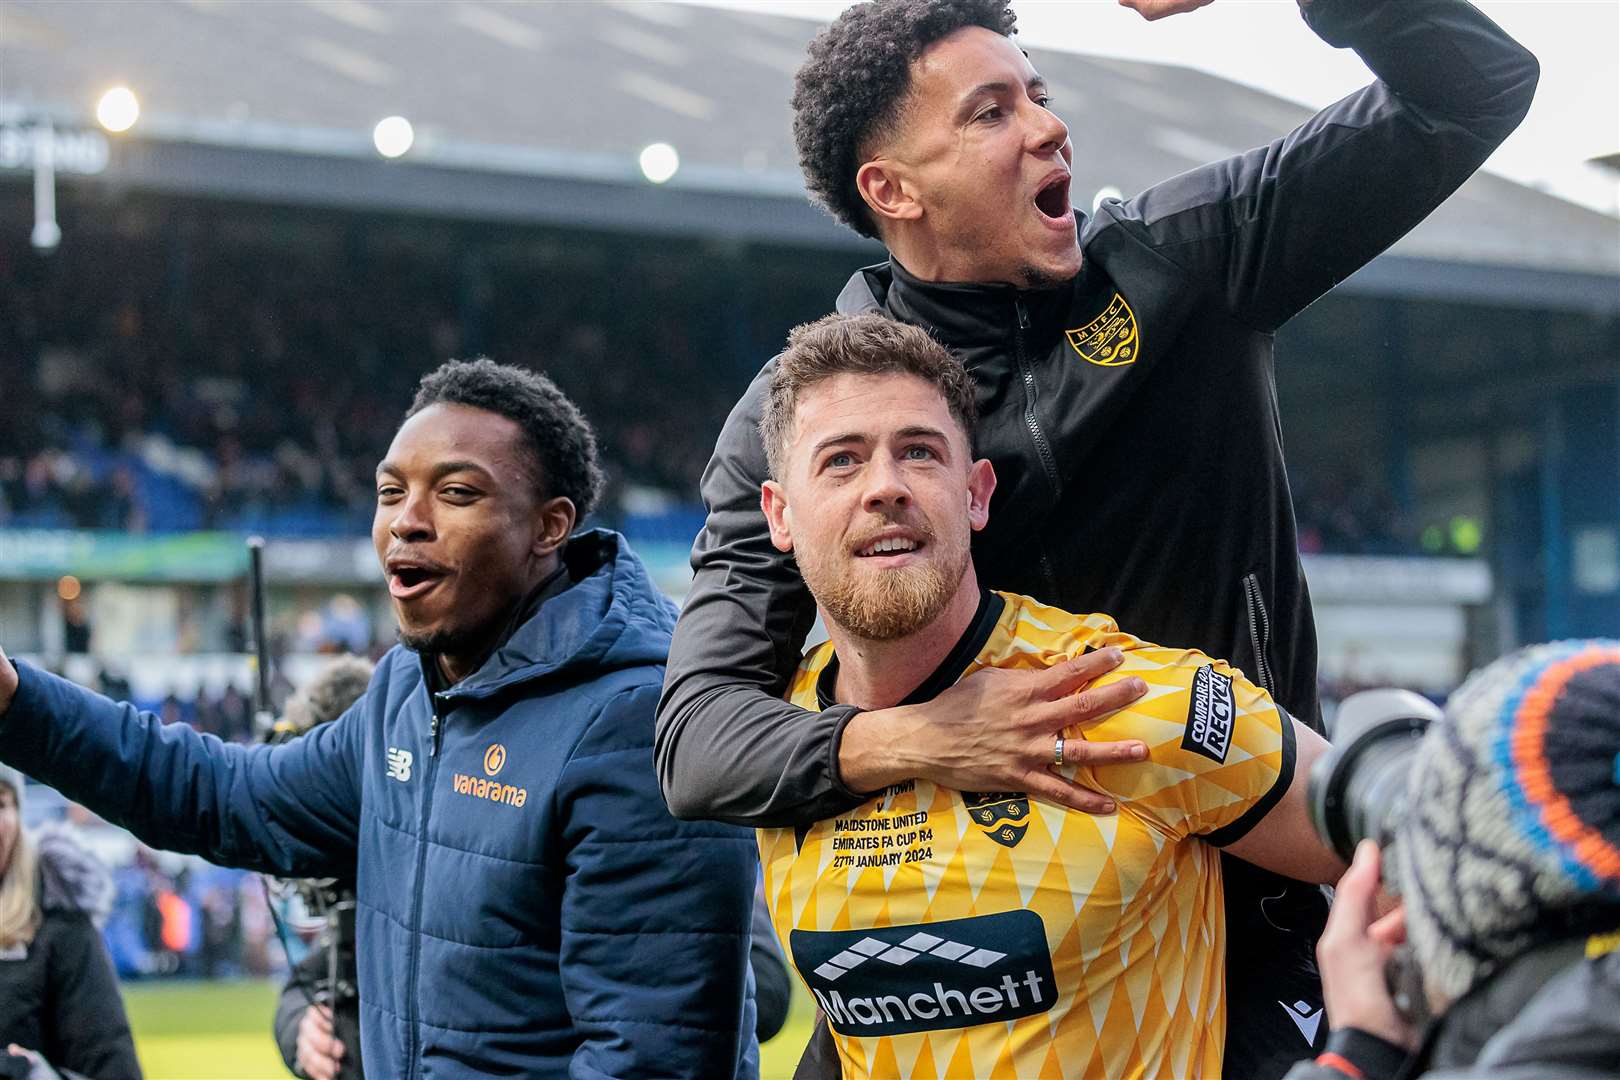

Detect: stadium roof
[2, 0, 1615, 309]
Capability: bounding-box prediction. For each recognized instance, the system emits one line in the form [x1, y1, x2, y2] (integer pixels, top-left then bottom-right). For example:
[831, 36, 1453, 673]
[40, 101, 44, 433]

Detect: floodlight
[96, 86, 140, 133]
[373, 116, 414, 159]
[639, 142, 679, 184]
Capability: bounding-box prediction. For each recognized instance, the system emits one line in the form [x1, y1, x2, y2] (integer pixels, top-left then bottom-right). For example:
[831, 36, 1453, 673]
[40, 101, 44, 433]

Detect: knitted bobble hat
[1391, 640, 1620, 1009]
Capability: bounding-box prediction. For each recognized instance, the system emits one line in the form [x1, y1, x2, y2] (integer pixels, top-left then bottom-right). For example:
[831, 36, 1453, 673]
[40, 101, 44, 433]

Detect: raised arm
[656, 367, 1150, 826]
[1099, 0, 1539, 331]
[0, 650, 360, 879]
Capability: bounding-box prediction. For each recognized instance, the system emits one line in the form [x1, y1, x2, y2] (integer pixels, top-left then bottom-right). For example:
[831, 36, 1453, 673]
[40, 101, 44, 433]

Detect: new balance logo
[1280, 999, 1324, 1045]
[790, 911, 1055, 1037]
[386, 747, 413, 783]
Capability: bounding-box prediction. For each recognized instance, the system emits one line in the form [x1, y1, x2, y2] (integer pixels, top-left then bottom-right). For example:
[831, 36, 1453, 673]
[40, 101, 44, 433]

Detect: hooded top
[0, 531, 760, 1079]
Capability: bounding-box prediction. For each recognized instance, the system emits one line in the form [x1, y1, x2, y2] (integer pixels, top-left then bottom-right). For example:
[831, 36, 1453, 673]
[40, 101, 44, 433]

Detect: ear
[760, 480, 795, 554]
[531, 496, 576, 559]
[856, 158, 924, 231]
[966, 458, 996, 532]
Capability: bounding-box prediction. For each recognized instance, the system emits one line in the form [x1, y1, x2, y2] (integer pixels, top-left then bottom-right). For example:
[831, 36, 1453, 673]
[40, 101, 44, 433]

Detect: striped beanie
[1391, 640, 1620, 1008]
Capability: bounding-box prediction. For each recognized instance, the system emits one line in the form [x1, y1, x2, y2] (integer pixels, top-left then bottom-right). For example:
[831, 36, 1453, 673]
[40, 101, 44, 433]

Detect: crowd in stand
[1, 208, 1439, 555]
[0, 211, 746, 538]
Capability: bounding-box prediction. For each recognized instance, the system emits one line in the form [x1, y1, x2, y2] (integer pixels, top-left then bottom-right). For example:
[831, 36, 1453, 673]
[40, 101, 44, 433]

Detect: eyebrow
[809, 425, 953, 459]
[895, 425, 952, 443]
[810, 432, 869, 460]
[955, 76, 1047, 124]
[375, 460, 495, 483]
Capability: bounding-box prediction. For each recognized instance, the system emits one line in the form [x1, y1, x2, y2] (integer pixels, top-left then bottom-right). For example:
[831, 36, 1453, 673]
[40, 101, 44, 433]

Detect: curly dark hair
[406, 357, 604, 520]
[792, 0, 1017, 239]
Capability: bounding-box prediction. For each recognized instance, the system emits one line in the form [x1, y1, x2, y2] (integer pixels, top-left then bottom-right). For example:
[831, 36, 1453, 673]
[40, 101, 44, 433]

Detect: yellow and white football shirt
[758, 590, 1295, 1080]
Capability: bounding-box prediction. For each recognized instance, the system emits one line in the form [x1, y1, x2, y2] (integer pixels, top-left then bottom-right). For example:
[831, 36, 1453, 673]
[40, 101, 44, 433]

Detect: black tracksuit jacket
[657, 1, 1537, 1075]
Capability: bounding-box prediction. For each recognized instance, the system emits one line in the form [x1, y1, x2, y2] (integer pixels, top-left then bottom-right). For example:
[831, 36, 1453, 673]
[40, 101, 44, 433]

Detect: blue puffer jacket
[0, 531, 760, 1079]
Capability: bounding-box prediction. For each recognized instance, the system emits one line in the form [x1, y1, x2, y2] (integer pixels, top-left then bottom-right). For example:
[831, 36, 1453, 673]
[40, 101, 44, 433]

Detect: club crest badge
[1065, 293, 1139, 367]
[963, 791, 1031, 848]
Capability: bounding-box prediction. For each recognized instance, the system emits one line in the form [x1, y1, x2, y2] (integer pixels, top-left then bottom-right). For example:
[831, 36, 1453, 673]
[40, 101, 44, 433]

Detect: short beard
[398, 623, 490, 659]
[806, 545, 968, 643]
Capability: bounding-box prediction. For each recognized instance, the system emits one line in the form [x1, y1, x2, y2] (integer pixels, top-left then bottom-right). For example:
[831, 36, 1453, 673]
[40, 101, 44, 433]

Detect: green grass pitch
[121, 979, 816, 1079]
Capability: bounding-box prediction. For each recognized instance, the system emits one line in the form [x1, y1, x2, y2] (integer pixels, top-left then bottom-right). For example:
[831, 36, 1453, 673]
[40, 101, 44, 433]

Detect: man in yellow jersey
[755, 313, 1347, 1079]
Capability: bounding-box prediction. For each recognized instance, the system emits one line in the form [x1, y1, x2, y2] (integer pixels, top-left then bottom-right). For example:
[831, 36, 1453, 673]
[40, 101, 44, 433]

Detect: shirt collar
[816, 589, 1006, 711]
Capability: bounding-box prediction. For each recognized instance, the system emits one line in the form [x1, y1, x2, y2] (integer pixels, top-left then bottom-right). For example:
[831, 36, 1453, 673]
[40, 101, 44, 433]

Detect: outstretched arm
[1100, 0, 1538, 331]
[0, 648, 361, 878]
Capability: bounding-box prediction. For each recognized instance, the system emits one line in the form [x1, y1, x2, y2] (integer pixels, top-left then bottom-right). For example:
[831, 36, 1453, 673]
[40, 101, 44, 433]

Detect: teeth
[863, 538, 918, 556]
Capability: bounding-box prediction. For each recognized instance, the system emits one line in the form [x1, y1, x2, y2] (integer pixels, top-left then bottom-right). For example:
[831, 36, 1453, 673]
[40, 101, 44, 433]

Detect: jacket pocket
[1241, 572, 1276, 697]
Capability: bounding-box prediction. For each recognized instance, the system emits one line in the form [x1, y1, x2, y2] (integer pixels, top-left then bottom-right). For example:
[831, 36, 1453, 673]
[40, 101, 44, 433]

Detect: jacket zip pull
[1242, 574, 1276, 696]
[1015, 297, 1031, 331]
[429, 695, 447, 756]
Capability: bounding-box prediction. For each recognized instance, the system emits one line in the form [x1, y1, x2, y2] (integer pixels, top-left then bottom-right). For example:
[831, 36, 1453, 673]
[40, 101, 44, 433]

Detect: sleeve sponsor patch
[1182, 665, 1234, 763]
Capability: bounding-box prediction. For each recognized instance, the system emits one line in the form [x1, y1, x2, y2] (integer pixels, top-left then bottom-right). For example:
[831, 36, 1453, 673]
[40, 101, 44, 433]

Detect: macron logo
[1280, 999, 1323, 1045]
[386, 747, 413, 783]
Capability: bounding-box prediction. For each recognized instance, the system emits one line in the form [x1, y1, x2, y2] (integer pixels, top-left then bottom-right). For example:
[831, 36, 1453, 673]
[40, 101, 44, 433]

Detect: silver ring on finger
[1053, 735, 1066, 767]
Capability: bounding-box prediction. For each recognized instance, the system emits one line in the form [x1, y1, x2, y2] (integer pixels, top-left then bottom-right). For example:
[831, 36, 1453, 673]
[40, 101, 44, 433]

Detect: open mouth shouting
[1033, 170, 1072, 226]
[386, 554, 451, 601]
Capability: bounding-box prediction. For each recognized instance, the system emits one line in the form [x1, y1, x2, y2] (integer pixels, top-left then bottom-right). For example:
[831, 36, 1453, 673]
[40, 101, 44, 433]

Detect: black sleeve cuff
[1202, 704, 1298, 847]
[826, 705, 881, 801]
[1322, 1026, 1411, 1080]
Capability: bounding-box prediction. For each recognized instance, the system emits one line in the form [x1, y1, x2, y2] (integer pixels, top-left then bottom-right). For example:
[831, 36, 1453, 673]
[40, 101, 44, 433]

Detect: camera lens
[1308, 688, 1442, 865]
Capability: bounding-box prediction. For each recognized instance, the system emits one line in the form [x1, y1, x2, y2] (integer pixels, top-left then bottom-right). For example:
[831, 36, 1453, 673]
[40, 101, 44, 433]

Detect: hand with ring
[836, 646, 1149, 813]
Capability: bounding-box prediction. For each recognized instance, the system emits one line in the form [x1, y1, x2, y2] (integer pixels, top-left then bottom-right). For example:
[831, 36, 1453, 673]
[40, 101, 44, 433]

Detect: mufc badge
[963, 791, 1030, 849]
[1065, 293, 1139, 367]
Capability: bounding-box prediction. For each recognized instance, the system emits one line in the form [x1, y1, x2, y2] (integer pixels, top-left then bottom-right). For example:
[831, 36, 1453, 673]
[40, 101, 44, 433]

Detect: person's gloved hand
[295, 1005, 346, 1080]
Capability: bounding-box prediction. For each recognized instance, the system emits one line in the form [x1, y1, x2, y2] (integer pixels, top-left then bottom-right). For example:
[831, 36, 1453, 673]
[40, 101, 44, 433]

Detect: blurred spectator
[0, 766, 142, 1079]
[61, 598, 92, 655]
[1290, 464, 1415, 556]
